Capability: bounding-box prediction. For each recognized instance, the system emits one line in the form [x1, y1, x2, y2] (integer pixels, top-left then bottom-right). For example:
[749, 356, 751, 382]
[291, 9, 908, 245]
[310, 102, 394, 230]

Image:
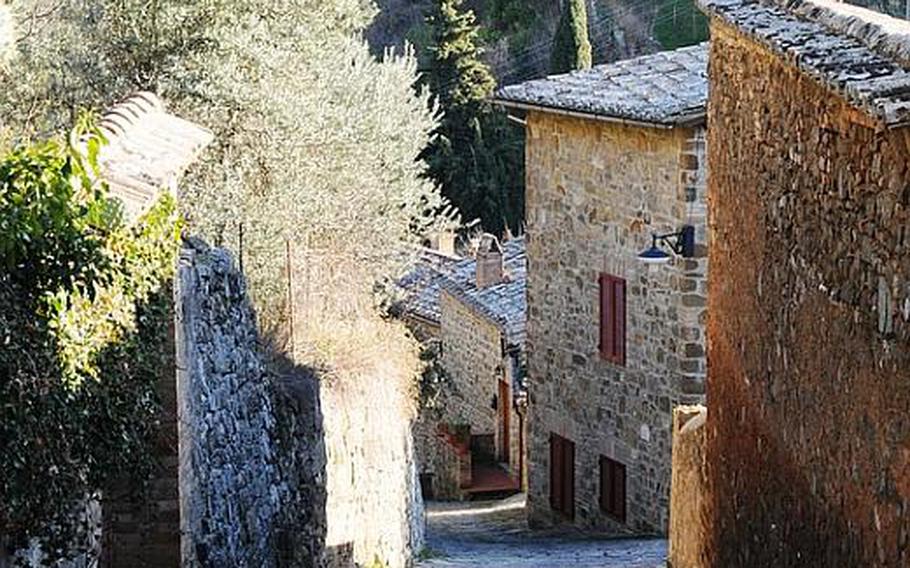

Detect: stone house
[677, 1, 910, 566]
[399, 236, 528, 499]
[495, 43, 709, 535]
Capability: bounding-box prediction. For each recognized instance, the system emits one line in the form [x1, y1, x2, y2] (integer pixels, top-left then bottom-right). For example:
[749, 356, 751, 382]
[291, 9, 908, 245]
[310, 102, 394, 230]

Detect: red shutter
[600, 274, 626, 366]
[614, 279, 626, 366]
[563, 439, 575, 520]
[614, 461, 626, 523]
[599, 275, 613, 359]
[550, 435, 562, 511]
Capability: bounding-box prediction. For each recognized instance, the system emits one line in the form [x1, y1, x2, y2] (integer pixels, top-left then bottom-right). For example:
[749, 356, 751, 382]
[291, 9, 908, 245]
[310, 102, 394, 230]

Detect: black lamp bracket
[652, 225, 696, 258]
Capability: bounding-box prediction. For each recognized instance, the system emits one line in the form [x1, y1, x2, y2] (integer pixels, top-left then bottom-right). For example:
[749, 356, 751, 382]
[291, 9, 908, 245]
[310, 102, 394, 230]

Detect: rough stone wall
[175, 238, 326, 568]
[439, 291, 502, 437]
[524, 111, 708, 535]
[668, 406, 708, 568]
[704, 25, 910, 567]
[320, 376, 425, 568]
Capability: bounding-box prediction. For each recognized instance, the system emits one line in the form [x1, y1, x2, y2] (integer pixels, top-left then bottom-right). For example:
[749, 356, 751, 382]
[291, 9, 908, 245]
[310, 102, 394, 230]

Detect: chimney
[429, 230, 456, 257]
[476, 234, 504, 288]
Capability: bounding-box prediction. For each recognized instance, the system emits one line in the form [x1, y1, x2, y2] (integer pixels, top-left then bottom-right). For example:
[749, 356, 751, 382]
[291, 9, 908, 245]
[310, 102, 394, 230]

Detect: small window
[600, 455, 626, 523]
[549, 434, 575, 519]
[599, 274, 626, 365]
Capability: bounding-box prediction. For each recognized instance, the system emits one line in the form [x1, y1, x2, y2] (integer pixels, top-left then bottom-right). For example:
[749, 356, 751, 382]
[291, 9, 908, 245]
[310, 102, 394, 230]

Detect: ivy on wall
[0, 123, 180, 560]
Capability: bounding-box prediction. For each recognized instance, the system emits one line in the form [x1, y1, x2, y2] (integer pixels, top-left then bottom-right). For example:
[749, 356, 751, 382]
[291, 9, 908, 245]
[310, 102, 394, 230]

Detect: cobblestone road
[417, 495, 667, 568]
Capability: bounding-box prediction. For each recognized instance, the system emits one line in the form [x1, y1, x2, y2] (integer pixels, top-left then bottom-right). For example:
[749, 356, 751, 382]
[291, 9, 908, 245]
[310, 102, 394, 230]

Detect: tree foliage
[2, 0, 452, 335]
[422, 0, 525, 236]
[0, 130, 180, 558]
[550, 0, 592, 74]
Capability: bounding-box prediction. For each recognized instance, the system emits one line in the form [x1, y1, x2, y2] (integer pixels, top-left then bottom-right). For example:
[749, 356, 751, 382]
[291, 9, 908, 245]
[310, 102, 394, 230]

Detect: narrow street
[418, 495, 667, 568]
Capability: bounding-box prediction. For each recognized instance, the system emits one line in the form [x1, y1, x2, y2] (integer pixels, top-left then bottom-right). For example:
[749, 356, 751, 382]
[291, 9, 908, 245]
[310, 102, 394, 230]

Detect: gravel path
[417, 495, 668, 568]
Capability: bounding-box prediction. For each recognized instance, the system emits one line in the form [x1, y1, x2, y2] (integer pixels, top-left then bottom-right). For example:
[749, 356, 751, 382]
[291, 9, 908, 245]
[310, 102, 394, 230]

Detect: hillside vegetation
[368, 0, 708, 85]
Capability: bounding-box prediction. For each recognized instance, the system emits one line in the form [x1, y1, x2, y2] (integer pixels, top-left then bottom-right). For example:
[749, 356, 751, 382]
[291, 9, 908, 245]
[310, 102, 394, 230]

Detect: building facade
[695, 1, 910, 565]
[497, 44, 709, 534]
[400, 236, 528, 499]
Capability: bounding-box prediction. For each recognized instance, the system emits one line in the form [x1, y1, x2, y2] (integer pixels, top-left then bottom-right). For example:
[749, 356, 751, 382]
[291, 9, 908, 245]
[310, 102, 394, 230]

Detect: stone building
[685, 1, 910, 566]
[495, 44, 709, 535]
[400, 236, 528, 499]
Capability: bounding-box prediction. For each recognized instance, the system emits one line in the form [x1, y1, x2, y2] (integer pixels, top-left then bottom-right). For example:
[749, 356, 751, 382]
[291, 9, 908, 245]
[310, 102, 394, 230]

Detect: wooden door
[498, 380, 510, 464]
[549, 434, 575, 519]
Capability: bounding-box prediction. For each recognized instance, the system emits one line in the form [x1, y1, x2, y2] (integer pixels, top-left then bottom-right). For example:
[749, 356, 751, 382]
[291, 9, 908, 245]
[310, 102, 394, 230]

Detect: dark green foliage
[653, 0, 709, 50]
[0, 132, 180, 559]
[422, 0, 525, 235]
[550, 0, 592, 74]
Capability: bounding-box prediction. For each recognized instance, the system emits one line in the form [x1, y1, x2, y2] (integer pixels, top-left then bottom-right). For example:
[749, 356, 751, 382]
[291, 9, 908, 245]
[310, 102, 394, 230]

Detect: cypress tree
[550, 0, 593, 74]
[422, 0, 525, 236]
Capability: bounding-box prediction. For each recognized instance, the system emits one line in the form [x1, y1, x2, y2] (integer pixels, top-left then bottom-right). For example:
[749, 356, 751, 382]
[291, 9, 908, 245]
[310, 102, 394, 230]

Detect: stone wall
[668, 406, 708, 568]
[524, 111, 708, 535]
[703, 25, 910, 567]
[175, 238, 326, 568]
[439, 291, 502, 437]
[320, 376, 425, 568]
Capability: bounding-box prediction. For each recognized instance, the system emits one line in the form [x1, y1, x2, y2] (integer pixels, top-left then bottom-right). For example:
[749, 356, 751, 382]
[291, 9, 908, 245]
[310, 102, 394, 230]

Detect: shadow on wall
[174, 237, 329, 568]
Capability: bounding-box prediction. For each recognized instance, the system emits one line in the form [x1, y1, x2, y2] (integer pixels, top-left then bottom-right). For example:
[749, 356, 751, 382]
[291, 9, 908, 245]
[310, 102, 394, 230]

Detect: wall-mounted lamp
[638, 225, 696, 265]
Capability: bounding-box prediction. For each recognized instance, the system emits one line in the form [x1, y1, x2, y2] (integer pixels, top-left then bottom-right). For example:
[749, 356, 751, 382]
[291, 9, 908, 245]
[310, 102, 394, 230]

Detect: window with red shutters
[549, 434, 575, 519]
[599, 455, 627, 523]
[599, 274, 626, 365]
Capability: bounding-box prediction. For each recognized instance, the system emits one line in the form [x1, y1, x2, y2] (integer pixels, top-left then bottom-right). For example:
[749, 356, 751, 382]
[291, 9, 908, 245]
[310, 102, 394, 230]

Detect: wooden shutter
[599, 275, 614, 359]
[600, 455, 627, 523]
[550, 434, 562, 511]
[550, 434, 575, 519]
[600, 274, 626, 366]
[613, 279, 626, 366]
[613, 460, 626, 522]
[563, 438, 575, 520]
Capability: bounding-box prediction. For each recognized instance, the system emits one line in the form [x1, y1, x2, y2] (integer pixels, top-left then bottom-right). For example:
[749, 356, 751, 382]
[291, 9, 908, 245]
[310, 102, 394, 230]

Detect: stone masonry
[523, 112, 708, 535]
[439, 291, 503, 436]
[175, 238, 326, 567]
[695, 2, 910, 565]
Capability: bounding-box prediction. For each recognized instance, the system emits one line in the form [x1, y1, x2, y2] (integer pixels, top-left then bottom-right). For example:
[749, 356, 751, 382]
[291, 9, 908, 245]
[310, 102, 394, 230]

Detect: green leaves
[0, 130, 179, 556]
[422, 0, 525, 236]
[550, 0, 592, 74]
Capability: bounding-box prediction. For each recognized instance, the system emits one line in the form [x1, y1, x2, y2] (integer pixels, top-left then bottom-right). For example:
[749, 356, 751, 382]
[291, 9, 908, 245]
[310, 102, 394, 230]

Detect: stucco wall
[524, 111, 708, 535]
[704, 25, 910, 567]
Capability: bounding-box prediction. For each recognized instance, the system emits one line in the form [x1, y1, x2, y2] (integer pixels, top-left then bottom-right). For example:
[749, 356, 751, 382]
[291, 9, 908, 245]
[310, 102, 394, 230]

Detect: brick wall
[704, 25, 910, 567]
[524, 111, 708, 535]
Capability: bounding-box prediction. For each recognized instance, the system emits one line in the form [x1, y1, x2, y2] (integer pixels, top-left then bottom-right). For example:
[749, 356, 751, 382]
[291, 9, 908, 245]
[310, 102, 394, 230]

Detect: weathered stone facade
[175, 238, 326, 568]
[320, 374, 425, 568]
[439, 291, 502, 436]
[699, 15, 910, 568]
[668, 406, 708, 568]
[524, 111, 708, 535]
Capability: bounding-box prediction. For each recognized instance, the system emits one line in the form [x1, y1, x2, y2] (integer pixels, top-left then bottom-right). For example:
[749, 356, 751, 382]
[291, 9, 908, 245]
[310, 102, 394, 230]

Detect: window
[599, 274, 626, 365]
[600, 455, 627, 523]
[549, 434, 575, 519]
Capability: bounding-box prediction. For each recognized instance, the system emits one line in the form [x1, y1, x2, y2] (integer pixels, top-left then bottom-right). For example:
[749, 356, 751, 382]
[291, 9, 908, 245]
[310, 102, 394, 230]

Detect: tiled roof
[96, 92, 214, 221]
[697, 0, 910, 128]
[495, 44, 708, 127]
[395, 248, 462, 326]
[438, 238, 527, 349]
[397, 238, 528, 349]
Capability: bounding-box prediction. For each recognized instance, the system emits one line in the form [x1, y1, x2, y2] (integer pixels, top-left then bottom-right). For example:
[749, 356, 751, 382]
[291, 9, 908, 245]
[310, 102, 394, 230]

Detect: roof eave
[494, 98, 706, 130]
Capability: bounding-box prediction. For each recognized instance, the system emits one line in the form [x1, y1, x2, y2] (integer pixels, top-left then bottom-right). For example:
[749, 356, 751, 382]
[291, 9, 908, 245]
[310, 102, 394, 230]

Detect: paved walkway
[417, 495, 667, 568]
